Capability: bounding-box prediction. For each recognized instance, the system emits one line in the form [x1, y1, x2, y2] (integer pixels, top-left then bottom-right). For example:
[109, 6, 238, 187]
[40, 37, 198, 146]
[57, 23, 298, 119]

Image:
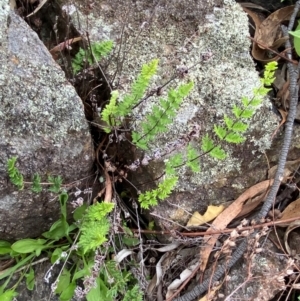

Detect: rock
[219, 239, 291, 301]
[65, 0, 279, 225]
[0, 3, 93, 240]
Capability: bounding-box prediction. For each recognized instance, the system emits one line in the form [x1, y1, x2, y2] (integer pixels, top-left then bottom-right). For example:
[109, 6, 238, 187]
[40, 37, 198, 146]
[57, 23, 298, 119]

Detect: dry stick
[248, 36, 297, 65]
[130, 216, 300, 236]
[172, 3, 300, 300]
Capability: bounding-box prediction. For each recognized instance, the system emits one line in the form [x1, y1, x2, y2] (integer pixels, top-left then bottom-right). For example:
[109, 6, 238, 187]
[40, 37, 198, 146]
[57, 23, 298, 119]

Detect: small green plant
[7, 157, 23, 189]
[100, 60, 278, 209]
[2, 159, 143, 301]
[72, 40, 113, 74]
[138, 61, 278, 208]
[78, 202, 114, 254]
[101, 59, 160, 133]
[131, 81, 194, 150]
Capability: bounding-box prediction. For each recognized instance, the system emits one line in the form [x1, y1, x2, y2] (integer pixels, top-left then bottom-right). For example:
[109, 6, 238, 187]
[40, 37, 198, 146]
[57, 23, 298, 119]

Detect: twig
[130, 216, 300, 236]
[248, 37, 296, 65]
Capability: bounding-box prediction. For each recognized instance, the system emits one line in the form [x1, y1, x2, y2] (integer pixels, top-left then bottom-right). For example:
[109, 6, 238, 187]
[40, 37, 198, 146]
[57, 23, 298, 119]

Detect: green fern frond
[224, 115, 234, 129]
[90, 40, 113, 64]
[118, 59, 159, 117]
[7, 157, 24, 190]
[209, 146, 227, 160]
[214, 125, 227, 140]
[248, 97, 263, 107]
[241, 96, 250, 107]
[186, 144, 200, 172]
[78, 202, 114, 253]
[133, 82, 193, 150]
[123, 285, 143, 301]
[232, 105, 243, 118]
[165, 153, 183, 175]
[32, 174, 42, 193]
[79, 219, 110, 254]
[138, 176, 178, 209]
[86, 202, 114, 220]
[72, 40, 113, 74]
[201, 134, 215, 153]
[240, 109, 254, 118]
[101, 90, 119, 132]
[225, 132, 245, 144]
[48, 176, 62, 193]
[231, 121, 248, 132]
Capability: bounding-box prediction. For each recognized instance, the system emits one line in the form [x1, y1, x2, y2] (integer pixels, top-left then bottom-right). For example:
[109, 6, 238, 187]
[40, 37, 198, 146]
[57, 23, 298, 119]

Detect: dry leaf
[114, 249, 133, 263]
[256, 6, 294, 48]
[199, 180, 273, 273]
[284, 220, 300, 257]
[277, 198, 300, 227]
[244, 5, 295, 62]
[166, 263, 198, 299]
[154, 242, 181, 252]
[237, 193, 268, 218]
[186, 205, 224, 227]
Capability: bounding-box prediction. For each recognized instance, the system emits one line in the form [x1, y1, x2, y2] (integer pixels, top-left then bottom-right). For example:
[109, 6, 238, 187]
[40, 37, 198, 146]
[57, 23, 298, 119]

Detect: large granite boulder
[0, 2, 93, 240]
[66, 0, 280, 224]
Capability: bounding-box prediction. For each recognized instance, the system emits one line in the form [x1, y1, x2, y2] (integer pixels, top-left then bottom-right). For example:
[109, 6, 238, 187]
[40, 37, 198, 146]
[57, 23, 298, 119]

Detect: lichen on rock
[66, 0, 279, 221]
[0, 5, 93, 240]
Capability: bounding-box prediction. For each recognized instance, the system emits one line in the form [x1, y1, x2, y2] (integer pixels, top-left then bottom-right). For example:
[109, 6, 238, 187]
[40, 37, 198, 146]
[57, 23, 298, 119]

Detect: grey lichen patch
[0, 5, 93, 240]
[0, 12, 87, 143]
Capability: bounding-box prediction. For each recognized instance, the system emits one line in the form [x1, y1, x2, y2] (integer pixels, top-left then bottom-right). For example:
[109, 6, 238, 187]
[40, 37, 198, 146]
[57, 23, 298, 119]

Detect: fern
[123, 285, 143, 301]
[7, 157, 23, 190]
[132, 82, 194, 150]
[72, 40, 113, 74]
[100, 59, 159, 133]
[117, 59, 159, 117]
[32, 174, 42, 193]
[138, 62, 277, 208]
[200, 61, 278, 161]
[47, 175, 63, 193]
[78, 202, 114, 254]
[186, 143, 200, 172]
[101, 90, 119, 132]
[165, 153, 183, 175]
[138, 176, 178, 209]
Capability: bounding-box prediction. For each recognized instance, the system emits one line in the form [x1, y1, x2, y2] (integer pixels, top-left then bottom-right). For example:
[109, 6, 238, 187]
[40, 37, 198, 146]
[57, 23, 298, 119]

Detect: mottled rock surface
[66, 0, 280, 223]
[0, 3, 93, 240]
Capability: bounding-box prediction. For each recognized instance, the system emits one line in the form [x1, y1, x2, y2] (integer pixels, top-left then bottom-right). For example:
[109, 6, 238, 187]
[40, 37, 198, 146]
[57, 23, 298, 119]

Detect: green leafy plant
[72, 40, 113, 74]
[48, 175, 63, 193]
[289, 20, 300, 56]
[7, 157, 23, 189]
[132, 81, 194, 150]
[78, 202, 114, 254]
[2, 160, 143, 301]
[101, 59, 159, 133]
[31, 173, 42, 193]
[135, 61, 278, 209]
